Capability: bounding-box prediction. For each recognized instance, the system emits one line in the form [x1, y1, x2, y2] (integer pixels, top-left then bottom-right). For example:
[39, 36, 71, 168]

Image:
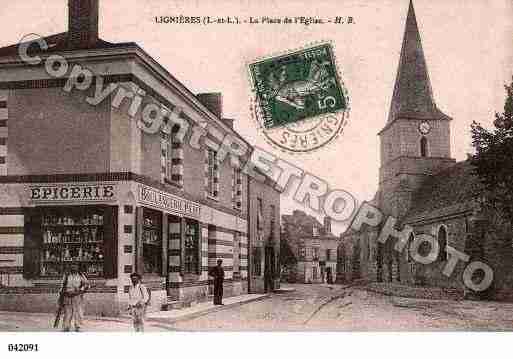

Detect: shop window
[252, 246, 262, 276]
[142, 208, 162, 275]
[183, 219, 200, 274]
[207, 149, 218, 198]
[313, 247, 319, 261]
[27, 206, 117, 279]
[270, 205, 276, 239]
[233, 233, 240, 277]
[299, 246, 306, 260]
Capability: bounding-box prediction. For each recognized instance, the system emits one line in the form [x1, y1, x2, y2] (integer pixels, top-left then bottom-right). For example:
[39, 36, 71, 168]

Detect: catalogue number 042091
[7, 344, 39, 352]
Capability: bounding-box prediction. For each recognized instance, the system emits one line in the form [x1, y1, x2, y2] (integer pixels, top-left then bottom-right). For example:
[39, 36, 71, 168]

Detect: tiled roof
[403, 160, 482, 224]
[386, 1, 451, 125]
[0, 32, 136, 58]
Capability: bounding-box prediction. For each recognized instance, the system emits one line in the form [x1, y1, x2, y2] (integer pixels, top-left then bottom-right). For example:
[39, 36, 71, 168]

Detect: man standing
[209, 259, 225, 305]
[60, 264, 89, 332]
[128, 273, 149, 332]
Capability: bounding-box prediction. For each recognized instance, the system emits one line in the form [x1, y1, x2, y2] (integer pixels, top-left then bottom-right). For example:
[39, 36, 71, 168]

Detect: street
[2, 284, 513, 331]
[169, 284, 513, 331]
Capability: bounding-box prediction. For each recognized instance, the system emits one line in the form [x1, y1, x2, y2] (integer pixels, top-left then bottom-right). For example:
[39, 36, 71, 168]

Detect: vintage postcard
[0, 0, 512, 357]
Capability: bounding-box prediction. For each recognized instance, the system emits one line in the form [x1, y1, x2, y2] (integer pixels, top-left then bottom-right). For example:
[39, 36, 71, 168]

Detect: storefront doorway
[264, 246, 275, 293]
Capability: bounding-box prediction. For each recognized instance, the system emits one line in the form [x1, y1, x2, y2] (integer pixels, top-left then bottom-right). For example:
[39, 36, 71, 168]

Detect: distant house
[282, 210, 338, 284]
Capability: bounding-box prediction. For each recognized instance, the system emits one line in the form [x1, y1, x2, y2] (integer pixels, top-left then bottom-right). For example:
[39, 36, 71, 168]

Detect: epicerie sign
[138, 185, 201, 218]
[29, 183, 116, 203]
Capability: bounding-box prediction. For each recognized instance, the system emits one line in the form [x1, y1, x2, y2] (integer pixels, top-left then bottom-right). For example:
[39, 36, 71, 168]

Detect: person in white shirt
[128, 273, 149, 332]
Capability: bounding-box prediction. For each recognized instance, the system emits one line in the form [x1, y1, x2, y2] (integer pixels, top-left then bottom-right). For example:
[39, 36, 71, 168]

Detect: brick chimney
[68, 0, 99, 48]
[324, 216, 332, 234]
[197, 93, 223, 118]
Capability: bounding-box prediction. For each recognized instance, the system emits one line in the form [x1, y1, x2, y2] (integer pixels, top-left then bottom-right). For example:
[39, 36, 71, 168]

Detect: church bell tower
[377, 1, 456, 218]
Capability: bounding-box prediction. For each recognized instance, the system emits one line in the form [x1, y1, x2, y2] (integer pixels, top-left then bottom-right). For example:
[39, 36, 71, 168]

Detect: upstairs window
[407, 233, 415, 262]
[257, 198, 263, 232]
[233, 167, 242, 210]
[207, 149, 218, 198]
[164, 133, 173, 181]
[312, 226, 319, 237]
[420, 136, 428, 157]
[438, 226, 448, 261]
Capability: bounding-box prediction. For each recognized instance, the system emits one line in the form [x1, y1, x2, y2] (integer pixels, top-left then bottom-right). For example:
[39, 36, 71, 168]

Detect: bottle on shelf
[93, 245, 100, 260]
[64, 246, 70, 261]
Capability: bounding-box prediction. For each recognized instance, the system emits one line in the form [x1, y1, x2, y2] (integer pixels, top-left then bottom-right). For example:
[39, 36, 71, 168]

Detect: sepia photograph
[0, 0, 512, 357]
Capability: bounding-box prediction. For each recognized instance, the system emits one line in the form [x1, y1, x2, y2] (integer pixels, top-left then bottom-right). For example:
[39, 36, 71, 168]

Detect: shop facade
[0, 176, 252, 316]
[0, 0, 279, 316]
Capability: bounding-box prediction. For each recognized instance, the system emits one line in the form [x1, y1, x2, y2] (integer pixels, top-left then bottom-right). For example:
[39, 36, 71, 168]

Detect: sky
[1, 0, 512, 235]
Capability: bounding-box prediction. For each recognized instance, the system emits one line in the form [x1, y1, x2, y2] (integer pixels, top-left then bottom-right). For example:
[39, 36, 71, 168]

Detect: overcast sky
[1, 0, 512, 235]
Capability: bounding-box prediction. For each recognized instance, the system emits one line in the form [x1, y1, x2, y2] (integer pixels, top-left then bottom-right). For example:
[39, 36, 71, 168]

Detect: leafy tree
[471, 77, 513, 226]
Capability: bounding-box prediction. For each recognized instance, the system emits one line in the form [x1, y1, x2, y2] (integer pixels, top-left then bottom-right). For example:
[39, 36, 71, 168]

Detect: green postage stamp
[249, 43, 349, 153]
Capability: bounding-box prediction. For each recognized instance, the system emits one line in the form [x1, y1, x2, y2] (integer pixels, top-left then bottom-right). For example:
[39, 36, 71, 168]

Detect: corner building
[0, 0, 280, 315]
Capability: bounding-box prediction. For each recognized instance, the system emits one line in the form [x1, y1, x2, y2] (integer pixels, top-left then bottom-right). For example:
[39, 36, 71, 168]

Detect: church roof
[385, 1, 451, 127]
[403, 160, 482, 224]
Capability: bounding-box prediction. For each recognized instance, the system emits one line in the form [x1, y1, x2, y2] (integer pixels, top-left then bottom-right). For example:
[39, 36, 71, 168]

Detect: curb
[146, 294, 271, 325]
[361, 285, 464, 301]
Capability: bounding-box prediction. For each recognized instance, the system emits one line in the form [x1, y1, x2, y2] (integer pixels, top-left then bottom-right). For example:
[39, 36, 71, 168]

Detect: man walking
[60, 264, 89, 332]
[209, 259, 225, 305]
[128, 273, 149, 332]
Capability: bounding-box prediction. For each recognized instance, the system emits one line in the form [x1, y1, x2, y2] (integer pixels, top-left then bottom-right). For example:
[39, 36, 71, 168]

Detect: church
[337, 1, 513, 301]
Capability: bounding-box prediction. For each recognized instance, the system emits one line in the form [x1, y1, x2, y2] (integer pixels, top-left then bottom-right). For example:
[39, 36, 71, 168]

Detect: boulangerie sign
[138, 185, 201, 218]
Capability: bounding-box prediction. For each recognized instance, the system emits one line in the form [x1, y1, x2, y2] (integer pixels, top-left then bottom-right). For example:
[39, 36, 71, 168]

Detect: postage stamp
[249, 43, 349, 153]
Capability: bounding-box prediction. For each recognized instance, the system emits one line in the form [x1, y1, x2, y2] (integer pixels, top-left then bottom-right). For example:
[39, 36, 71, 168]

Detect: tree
[471, 77, 513, 226]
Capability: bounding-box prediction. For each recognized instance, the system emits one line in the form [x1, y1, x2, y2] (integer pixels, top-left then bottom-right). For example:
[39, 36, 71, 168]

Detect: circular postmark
[249, 42, 350, 154]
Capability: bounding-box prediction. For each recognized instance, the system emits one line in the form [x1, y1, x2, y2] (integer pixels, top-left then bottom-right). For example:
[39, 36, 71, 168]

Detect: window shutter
[162, 214, 169, 277]
[135, 207, 144, 275]
[23, 207, 41, 279]
[103, 206, 118, 279]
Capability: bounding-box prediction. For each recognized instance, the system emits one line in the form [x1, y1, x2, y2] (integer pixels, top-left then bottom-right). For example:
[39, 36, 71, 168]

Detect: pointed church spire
[386, 0, 450, 124]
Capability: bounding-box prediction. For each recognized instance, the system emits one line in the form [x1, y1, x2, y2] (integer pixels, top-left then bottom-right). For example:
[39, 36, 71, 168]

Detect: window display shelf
[42, 224, 104, 227]
[36, 206, 111, 278]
